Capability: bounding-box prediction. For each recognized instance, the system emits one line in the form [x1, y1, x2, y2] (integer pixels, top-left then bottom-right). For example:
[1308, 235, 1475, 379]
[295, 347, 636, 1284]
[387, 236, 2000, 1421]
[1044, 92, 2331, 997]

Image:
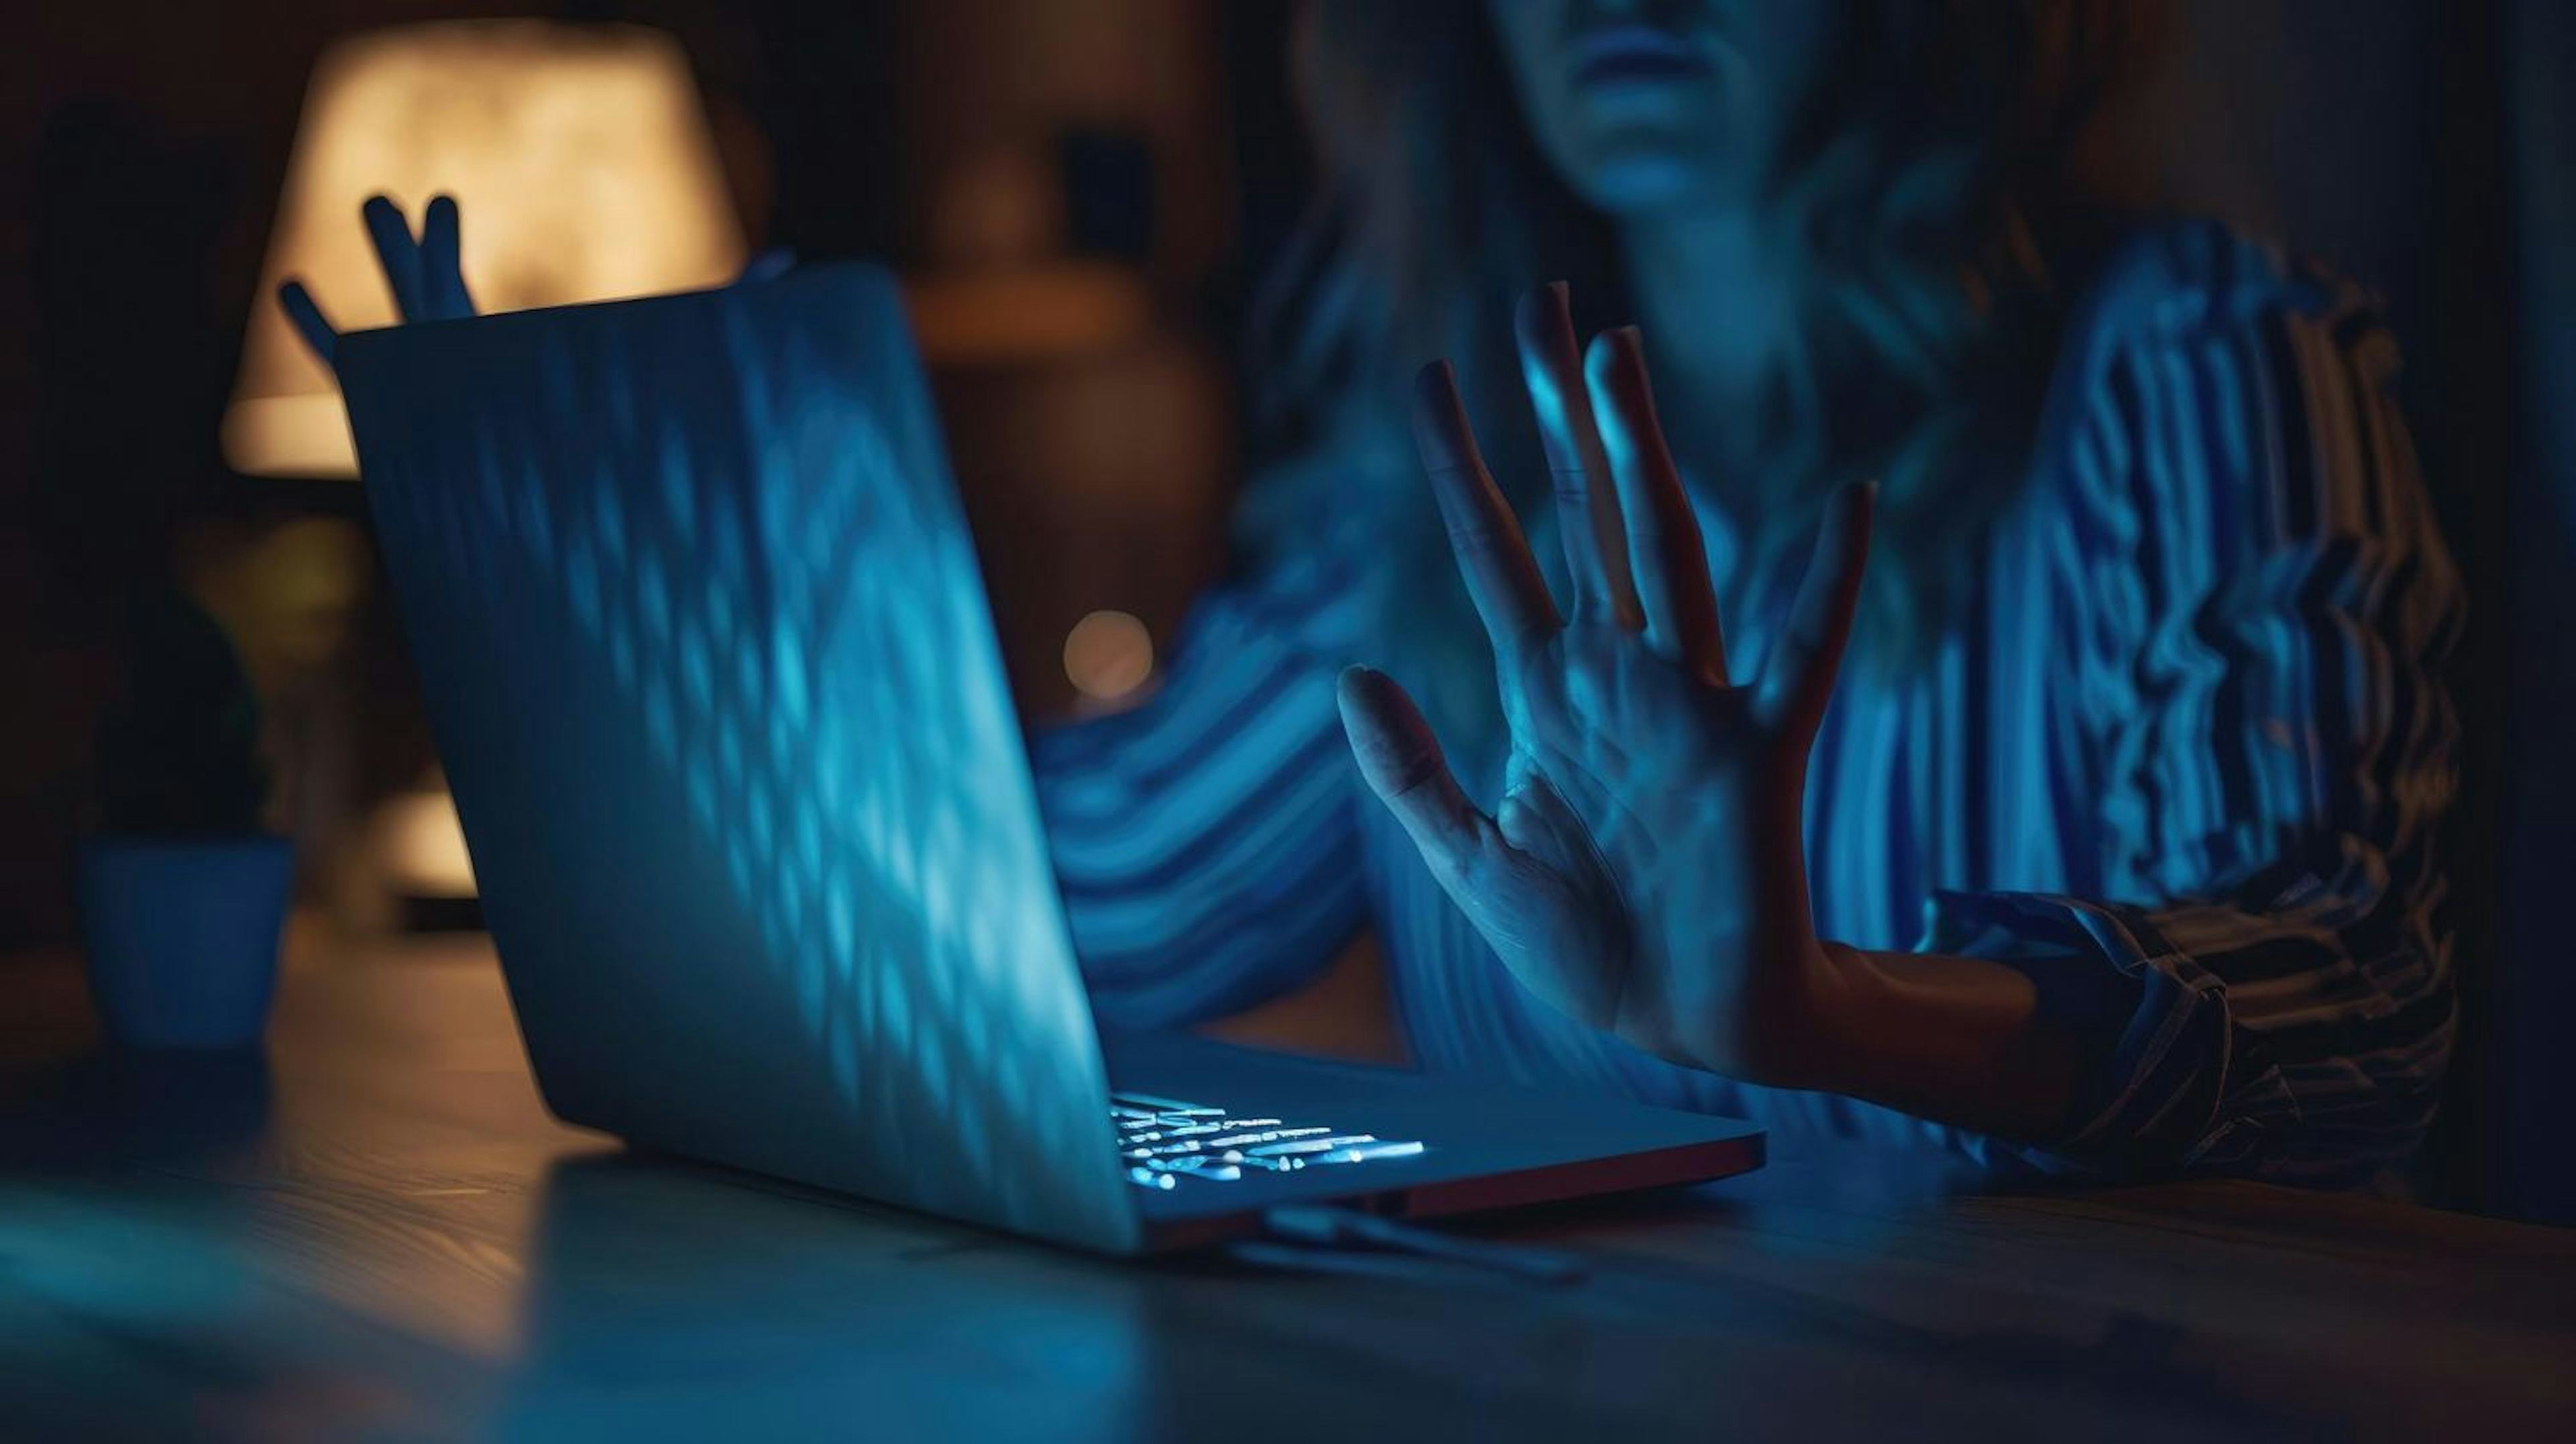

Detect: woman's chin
[1573, 148, 1733, 217]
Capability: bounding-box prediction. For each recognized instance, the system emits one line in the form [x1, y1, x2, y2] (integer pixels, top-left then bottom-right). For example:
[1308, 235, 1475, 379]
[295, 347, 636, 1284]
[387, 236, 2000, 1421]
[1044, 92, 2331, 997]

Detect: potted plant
[78, 588, 293, 1050]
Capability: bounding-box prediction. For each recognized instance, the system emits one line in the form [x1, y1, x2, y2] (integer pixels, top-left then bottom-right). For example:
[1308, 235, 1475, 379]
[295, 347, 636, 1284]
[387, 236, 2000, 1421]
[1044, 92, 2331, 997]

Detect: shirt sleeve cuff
[1921, 889, 2302, 1178]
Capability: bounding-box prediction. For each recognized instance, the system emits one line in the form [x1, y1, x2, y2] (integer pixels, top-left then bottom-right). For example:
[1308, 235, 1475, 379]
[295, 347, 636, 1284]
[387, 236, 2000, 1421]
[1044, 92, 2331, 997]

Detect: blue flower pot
[77, 835, 295, 1051]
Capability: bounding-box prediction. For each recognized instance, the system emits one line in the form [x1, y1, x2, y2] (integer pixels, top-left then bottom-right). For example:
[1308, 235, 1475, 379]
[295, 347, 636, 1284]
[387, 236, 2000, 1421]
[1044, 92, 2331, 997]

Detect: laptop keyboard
[1112, 1091, 1425, 1188]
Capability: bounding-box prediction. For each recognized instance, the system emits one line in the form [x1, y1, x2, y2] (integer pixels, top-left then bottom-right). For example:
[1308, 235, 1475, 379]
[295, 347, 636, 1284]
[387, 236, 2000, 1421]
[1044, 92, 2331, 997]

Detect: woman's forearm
[1788, 943, 2089, 1143]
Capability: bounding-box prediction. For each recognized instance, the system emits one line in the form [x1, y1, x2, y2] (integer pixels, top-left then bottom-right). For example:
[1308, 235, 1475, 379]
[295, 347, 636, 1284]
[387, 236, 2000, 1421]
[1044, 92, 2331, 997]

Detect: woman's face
[1486, 0, 1843, 217]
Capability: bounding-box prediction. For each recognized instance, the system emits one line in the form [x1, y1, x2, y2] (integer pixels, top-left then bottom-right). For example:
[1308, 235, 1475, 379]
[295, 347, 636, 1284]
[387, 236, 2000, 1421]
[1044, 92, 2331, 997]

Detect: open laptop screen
[338, 266, 1138, 1252]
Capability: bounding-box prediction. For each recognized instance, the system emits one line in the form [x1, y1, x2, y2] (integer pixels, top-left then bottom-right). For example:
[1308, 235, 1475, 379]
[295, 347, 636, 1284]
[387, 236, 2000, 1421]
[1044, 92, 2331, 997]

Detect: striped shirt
[1031, 222, 2465, 1186]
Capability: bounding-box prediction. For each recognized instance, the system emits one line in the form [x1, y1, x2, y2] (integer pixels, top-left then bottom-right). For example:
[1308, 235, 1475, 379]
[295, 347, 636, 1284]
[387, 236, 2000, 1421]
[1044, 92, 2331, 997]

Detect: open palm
[1338, 285, 1873, 1084]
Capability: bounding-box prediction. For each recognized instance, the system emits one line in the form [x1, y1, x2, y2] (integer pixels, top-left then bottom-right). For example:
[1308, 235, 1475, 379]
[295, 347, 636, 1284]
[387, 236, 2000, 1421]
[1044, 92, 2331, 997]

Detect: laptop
[334, 264, 1762, 1256]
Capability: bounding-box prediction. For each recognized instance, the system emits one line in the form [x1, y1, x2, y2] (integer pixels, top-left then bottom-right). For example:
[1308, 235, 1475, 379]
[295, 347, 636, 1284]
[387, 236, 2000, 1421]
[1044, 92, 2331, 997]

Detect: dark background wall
[2498, 0, 2576, 1227]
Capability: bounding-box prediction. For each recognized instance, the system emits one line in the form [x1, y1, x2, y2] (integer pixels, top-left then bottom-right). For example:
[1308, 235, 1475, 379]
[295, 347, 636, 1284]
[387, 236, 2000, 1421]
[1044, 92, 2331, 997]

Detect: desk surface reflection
[3, 934, 2571, 1441]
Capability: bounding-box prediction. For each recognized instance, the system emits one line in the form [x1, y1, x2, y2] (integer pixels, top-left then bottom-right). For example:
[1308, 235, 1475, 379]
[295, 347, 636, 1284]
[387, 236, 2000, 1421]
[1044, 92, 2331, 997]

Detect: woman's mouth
[1568, 23, 1715, 89]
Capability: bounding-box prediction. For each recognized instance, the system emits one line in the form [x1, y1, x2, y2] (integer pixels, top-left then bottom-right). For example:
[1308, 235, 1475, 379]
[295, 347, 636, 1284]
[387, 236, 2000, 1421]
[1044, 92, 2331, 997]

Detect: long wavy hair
[1240, 0, 2142, 774]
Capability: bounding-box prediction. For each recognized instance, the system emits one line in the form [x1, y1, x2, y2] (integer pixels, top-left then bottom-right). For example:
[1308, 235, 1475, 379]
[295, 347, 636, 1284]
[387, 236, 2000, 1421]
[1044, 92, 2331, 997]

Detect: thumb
[1336, 665, 1491, 881]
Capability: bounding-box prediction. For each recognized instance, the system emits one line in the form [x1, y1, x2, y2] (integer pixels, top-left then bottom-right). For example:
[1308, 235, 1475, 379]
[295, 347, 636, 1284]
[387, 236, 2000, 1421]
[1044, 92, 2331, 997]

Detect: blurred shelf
[904, 261, 1154, 366]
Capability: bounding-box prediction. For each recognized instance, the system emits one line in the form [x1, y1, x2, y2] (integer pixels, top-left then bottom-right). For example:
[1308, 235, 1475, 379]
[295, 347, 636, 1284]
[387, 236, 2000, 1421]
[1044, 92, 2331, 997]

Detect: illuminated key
[1109, 1095, 1412, 1178]
[1147, 1155, 1243, 1182]
[1112, 1093, 1224, 1116]
[1201, 1125, 1328, 1149]
[1244, 1134, 1377, 1158]
[1118, 1121, 1226, 1145]
[1309, 1140, 1426, 1166]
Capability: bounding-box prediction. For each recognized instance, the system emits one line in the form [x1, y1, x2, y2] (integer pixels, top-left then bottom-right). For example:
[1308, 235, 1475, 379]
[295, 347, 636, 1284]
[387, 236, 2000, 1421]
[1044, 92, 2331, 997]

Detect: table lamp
[221, 20, 746, 917]
[223, 19, 747, 478]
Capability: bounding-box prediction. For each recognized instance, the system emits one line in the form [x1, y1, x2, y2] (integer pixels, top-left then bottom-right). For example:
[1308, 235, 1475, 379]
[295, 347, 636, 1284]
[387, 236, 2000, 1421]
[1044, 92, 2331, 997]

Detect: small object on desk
[76, 835, 294, 1051]
[1254, 1203, 1591, 1286]
[78, 588, 292, 1051]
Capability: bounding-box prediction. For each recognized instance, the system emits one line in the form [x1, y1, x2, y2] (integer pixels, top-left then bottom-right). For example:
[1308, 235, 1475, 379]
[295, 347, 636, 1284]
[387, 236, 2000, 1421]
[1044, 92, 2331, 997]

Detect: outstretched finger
[1586, 328, 1727, 682]
[362, 195, 427, 322]
[1411, 361, 1562, 665]
[1515, 283, 1639, 629]
[419, 194, 475, 319]
[278, 280, 339, 370]
[1338, 665, 1495, 882]
[1754, 480, 1876, 733]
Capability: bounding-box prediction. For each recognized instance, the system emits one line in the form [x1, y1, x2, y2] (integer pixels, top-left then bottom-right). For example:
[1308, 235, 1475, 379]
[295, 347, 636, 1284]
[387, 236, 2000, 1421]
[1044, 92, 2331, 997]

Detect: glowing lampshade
[224, 21, 745, 478]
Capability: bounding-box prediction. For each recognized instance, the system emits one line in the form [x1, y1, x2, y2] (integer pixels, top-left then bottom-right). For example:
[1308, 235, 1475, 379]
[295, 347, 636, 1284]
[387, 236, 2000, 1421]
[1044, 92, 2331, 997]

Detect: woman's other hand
[278, 194, 477, 371]
[1338, 283, 1874, 1088]
[279, 194, 790, 372]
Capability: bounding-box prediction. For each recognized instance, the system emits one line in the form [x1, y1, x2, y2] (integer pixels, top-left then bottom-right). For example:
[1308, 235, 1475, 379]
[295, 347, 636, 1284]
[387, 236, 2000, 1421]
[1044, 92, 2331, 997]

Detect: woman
[302, 0, 2461, 1185]
[1031, 0, 2460, 1186]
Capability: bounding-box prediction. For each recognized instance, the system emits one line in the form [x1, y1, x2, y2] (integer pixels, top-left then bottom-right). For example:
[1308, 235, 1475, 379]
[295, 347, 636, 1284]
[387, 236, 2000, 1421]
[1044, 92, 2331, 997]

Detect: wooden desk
[5, 935, 2572, 1441]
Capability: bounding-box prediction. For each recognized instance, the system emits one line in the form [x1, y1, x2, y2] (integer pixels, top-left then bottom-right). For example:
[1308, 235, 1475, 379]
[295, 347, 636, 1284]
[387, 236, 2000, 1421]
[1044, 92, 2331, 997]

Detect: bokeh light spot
[1063, 609, 1155, 702]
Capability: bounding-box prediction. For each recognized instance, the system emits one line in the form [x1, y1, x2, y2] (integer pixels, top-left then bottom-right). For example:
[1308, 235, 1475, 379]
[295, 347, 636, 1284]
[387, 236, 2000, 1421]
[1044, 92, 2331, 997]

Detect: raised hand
[1337, 284, 1874, 1087]
[280, 194, 476, 370]
[281, 196, 790, 371]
